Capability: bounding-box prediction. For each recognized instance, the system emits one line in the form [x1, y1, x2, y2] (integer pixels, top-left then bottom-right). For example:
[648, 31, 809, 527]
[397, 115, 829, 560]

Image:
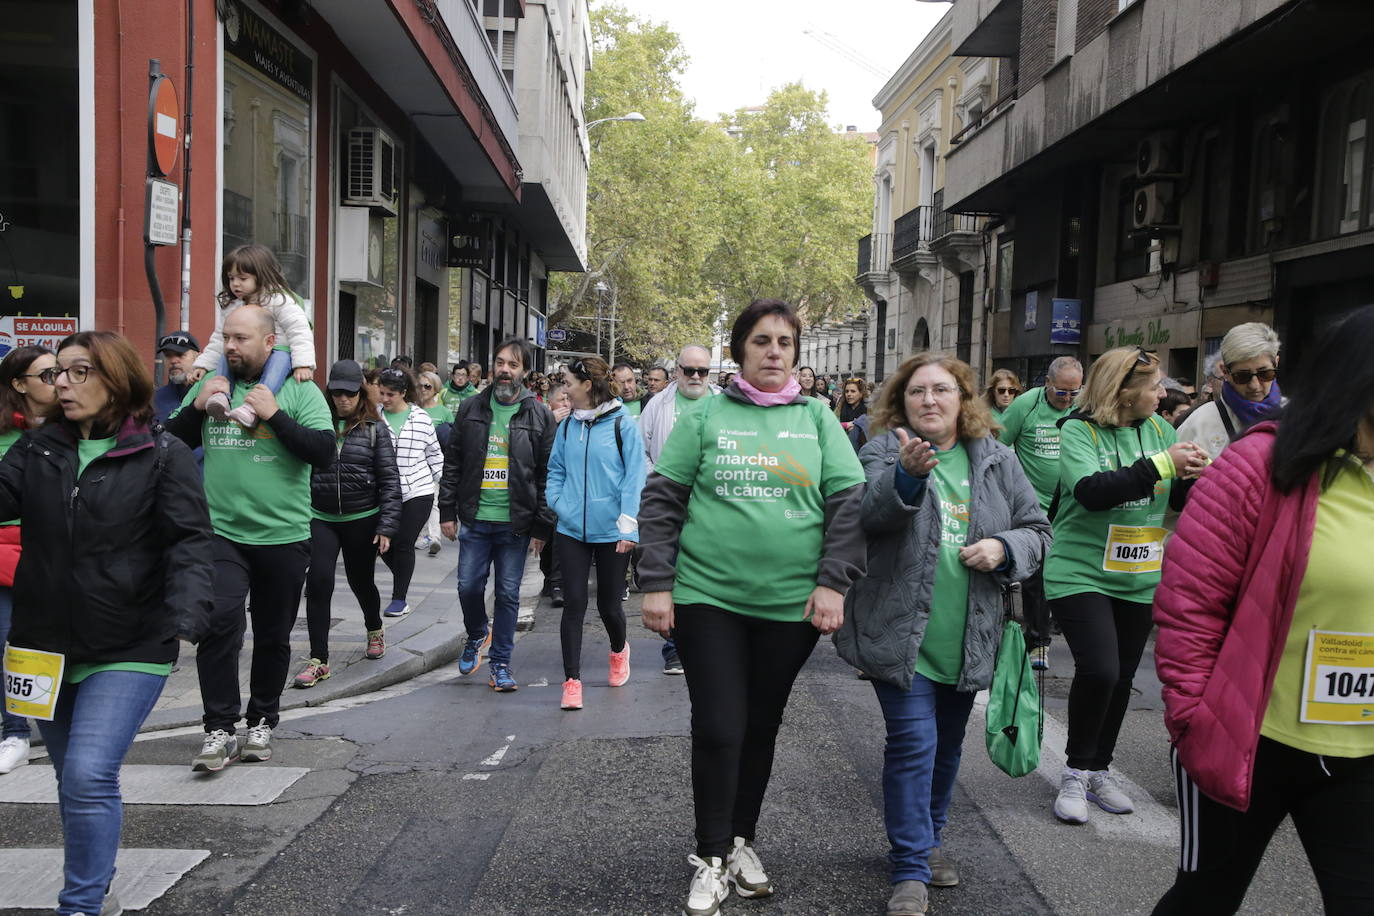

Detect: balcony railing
[892, 206, 933, 261]
[930, 189, 981, 242]
[856, 232, 892, 279]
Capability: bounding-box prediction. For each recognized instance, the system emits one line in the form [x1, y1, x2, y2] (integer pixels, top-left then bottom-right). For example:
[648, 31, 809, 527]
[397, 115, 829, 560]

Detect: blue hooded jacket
[546, 400, 647, 543]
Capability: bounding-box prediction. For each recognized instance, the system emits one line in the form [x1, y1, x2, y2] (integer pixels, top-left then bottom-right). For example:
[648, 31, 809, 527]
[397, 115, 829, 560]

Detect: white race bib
[1300, 629, 1374, 725]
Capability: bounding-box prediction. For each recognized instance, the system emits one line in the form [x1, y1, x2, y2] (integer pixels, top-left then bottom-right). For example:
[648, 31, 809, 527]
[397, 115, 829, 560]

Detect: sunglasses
[995, 387, 1020, 396]
[419, 383, 435, 390]
[380, 368, 407, 383]
[1119, 347, 1156, 391]
[678, 366, 710, 377]
[328, 389, 360, 398]
[1050, 387, 1082, 399]
[569, 360, 590, 381]
[1228, 367, 1277, 385]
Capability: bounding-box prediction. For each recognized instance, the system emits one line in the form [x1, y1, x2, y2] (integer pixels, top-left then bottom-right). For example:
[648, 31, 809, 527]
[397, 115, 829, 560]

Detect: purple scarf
[1221, 378, 1282, 430]
[735, 375, 801, 406]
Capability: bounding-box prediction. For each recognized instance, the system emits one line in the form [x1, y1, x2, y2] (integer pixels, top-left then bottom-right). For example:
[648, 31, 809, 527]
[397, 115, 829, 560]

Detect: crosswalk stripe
[973, 691, 1178, 846]
[0, 848, 209, 910]
[0, 764, 308, 806]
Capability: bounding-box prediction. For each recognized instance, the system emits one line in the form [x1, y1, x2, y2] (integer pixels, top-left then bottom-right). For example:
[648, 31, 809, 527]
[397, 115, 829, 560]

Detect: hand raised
[894, 427, 939, 477]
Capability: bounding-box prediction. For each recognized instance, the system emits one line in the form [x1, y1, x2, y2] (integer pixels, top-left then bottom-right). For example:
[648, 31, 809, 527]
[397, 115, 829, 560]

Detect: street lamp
[585, 112, 646, 130]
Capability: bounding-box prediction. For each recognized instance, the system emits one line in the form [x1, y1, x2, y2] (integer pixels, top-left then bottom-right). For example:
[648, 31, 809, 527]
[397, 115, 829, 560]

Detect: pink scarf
[735, 375, 801, 407]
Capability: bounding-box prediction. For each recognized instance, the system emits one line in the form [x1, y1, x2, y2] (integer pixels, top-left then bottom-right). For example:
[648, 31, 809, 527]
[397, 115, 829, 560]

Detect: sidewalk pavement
[138, 537, 545, 733]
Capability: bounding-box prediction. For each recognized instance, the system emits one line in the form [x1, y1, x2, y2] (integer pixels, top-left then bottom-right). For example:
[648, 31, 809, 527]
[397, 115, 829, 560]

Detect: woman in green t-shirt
[639, 299, 868, 916]
[0, 344, 58, 775]
[835, 354, 1050, 915]
[1044, 347, 1209, 826]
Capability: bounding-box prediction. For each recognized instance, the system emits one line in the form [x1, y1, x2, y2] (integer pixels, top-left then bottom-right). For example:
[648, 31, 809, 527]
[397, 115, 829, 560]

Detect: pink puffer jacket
[1153, 422, 1319, 811]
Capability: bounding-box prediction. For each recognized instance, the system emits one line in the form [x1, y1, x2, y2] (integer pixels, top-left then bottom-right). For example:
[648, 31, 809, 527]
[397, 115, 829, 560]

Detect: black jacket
[0, 418, 213, 664]
[310, 418, 403, 536]
[437, 388, 556, 540]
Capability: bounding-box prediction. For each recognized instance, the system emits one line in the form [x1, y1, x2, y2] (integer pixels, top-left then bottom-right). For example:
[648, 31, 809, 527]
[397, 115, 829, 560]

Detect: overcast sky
[607, 0, 951, 131]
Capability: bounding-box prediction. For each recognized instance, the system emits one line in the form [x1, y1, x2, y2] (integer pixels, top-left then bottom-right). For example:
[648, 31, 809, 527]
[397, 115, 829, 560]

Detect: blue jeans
[0, 585, 32, 740]
[220, 347, 291, 391]
[871, 672, 977, 883]
[37, 669, 167, 915]
[457, 521, 529, 666]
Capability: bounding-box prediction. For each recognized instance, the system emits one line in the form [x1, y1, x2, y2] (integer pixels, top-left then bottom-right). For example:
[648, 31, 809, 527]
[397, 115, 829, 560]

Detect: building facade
[944, 0, 1374, 386]
[843, 10, 996, 386]
[0, 0, 589, 374]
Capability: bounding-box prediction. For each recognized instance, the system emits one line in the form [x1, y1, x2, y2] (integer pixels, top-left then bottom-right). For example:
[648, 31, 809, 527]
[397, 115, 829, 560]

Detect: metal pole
[609, 287, 617, 362]
[595, 289, 603, 360]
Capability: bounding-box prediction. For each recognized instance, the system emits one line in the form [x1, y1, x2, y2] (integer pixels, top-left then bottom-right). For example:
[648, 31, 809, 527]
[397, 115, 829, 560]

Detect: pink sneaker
[205, 391, 231, 420]
[226, 402, 259, 428]
[608, 642, 631, 687]
[560, 678, 583, 710]
[293, 658, 330, 688]
[365, 629, 385, 660]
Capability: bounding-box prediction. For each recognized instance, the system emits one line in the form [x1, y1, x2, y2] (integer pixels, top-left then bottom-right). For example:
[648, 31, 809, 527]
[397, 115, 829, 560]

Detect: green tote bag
[985, 620, 1043, 778]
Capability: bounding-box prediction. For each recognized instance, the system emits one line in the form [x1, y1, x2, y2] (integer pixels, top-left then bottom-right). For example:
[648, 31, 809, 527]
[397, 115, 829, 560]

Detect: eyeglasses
[1228, 367, 1277, 385]
[908, 384, 960, 400]
[678, 366, 710, 378]
[419, 383, 435, 390]
[39, 365, 95, 385]
[1050, 387, 1082, 399]
[995, 387, 1020, 396]
[1119, 347, 1156, 391]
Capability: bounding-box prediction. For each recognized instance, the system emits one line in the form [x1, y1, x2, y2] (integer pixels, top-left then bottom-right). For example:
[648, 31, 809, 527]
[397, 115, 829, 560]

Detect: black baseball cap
[158, 331, 200, 354]
[327, 359, 364, 393]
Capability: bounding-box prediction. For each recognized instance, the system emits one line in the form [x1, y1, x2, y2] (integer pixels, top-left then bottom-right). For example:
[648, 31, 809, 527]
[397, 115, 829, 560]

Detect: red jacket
[1153, 422, 1319, 811]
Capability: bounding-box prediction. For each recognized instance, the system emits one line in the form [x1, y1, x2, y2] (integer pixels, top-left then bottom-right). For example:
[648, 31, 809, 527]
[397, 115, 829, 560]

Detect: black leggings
[380, 494, 433, 602]
[557, 533, 629, 680]
[1021, 568, 1052, 650]
[305, 515, 383, 662]
[1049, 591, 1153, 771]
[674, 603, 820, 860]
[1153, 738, 1374, 915]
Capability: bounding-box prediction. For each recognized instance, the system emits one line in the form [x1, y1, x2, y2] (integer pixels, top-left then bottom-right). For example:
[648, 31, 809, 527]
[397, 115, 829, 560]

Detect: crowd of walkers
[0, 244, 1369, 916]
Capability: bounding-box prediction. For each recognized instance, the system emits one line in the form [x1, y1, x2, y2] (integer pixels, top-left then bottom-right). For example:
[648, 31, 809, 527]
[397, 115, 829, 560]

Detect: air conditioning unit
[1136, 131, 1180, 179]
[337, 206, 385, 287]
[1133, 181, 1178, 230]
[344, 127, 398, 216]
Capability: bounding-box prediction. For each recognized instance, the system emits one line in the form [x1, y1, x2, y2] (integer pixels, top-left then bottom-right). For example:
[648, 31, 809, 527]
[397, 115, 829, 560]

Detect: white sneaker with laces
[683, 854, 728, 916]
[726, 836, 773, 898]
[241, 723, 273, 762]
[0, 736, 30, 774]
[1088, 769, 1134, 814]
[1054, 766, 1090, 824]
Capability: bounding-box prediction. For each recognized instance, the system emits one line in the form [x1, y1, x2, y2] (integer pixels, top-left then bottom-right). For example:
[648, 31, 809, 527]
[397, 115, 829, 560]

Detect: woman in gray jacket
[835, 354, 1050, 916]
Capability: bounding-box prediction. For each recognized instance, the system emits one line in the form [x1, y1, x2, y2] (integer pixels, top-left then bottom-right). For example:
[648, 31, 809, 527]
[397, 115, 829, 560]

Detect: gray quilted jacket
[834, 430, 1051, 692]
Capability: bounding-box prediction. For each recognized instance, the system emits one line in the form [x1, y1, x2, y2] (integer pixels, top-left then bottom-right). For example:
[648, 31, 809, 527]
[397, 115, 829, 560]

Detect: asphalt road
[1, 592, 1323, 916]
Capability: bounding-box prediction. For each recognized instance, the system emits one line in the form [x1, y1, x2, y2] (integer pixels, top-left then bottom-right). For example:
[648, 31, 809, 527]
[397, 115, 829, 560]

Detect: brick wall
[1019, 0, 1057, 90]
[1076, 0, 1118, 51]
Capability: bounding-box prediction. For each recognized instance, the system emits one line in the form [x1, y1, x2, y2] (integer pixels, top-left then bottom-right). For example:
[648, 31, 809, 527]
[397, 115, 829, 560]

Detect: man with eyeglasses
[441, 363, 479, 409]
[636, 345, 720, 675]
[165, 305, 334, 771]
[438, 337, 556, 692]
[998, 355, 1084, 671]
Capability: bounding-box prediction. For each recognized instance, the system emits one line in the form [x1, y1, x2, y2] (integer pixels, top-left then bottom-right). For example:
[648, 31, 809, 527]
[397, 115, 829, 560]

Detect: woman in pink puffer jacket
[1151, 305, 1374, 915]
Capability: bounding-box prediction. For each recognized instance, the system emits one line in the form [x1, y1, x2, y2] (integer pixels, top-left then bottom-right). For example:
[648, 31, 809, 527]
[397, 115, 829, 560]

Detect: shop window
[221, 7, 313, 301]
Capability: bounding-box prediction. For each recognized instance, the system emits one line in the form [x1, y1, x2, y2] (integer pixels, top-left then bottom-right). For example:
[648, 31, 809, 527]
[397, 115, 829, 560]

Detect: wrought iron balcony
[892, 206, 933, 262]
[856, 232, 892, 280]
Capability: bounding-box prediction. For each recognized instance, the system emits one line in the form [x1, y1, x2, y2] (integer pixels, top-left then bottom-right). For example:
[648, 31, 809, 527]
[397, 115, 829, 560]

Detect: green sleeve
[1057, 419, 1104, 495]
[169, 378, 206, 420]
[653, 400, 706, 488]
[289, 381, 334, 431]
[997, 390, 1031, 446]
[815, 401, 866, 496]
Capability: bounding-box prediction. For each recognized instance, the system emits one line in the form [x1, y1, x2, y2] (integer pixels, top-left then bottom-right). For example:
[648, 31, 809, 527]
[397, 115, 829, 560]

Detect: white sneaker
[683, 855, 728, 916]
[726, 836, 773, 898]
[1054, 766, 1090, 824]
[1088, 769, 1134, 814]
[241, 723, 273, 762]
[0, 736, 30, 774]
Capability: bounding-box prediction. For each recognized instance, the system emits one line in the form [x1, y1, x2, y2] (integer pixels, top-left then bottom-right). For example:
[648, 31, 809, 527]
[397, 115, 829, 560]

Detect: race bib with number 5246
[3, 645, 65, 721]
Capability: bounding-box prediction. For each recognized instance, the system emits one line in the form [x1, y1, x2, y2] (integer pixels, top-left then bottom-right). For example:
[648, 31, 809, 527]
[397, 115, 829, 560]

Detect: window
[1341, 106, 1366, 234]
[1055, 0, 1079, 62]
[1317, 74, 1374, 238]
[996, 239, 1014, 312]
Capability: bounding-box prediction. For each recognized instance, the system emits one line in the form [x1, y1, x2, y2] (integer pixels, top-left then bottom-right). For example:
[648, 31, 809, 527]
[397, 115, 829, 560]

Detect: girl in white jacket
[192, 244, 316, 427]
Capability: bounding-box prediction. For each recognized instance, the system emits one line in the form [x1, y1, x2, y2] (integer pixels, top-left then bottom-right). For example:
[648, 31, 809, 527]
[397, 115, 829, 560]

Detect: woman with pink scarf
[638, 299, 869, 916]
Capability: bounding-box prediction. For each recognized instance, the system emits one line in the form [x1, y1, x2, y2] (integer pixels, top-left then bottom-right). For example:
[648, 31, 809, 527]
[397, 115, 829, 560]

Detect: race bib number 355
[3, 645, 65, 721]
[1301, 630, 1374, 725]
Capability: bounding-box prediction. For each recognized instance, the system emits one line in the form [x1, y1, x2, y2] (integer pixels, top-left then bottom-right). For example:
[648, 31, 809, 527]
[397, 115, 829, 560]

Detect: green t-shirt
[77, 436, 117, 477]
[1261, 454, 1374, 757]
[915, 443, 972, 684]
[424, 404, 455, 427]
[653, 395, 866, 621]
[385, 408, 408, 437]
[623, 398, 642, 418]
[674, 389, 709, 422]
[998, 388, 1073, 510]
[1043, 415, 1176, 604]
[440, 383, 478, 410]
[174, 376, 333, 545]
[65, 661, 173, 684]
[476, 397, 521, 522]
